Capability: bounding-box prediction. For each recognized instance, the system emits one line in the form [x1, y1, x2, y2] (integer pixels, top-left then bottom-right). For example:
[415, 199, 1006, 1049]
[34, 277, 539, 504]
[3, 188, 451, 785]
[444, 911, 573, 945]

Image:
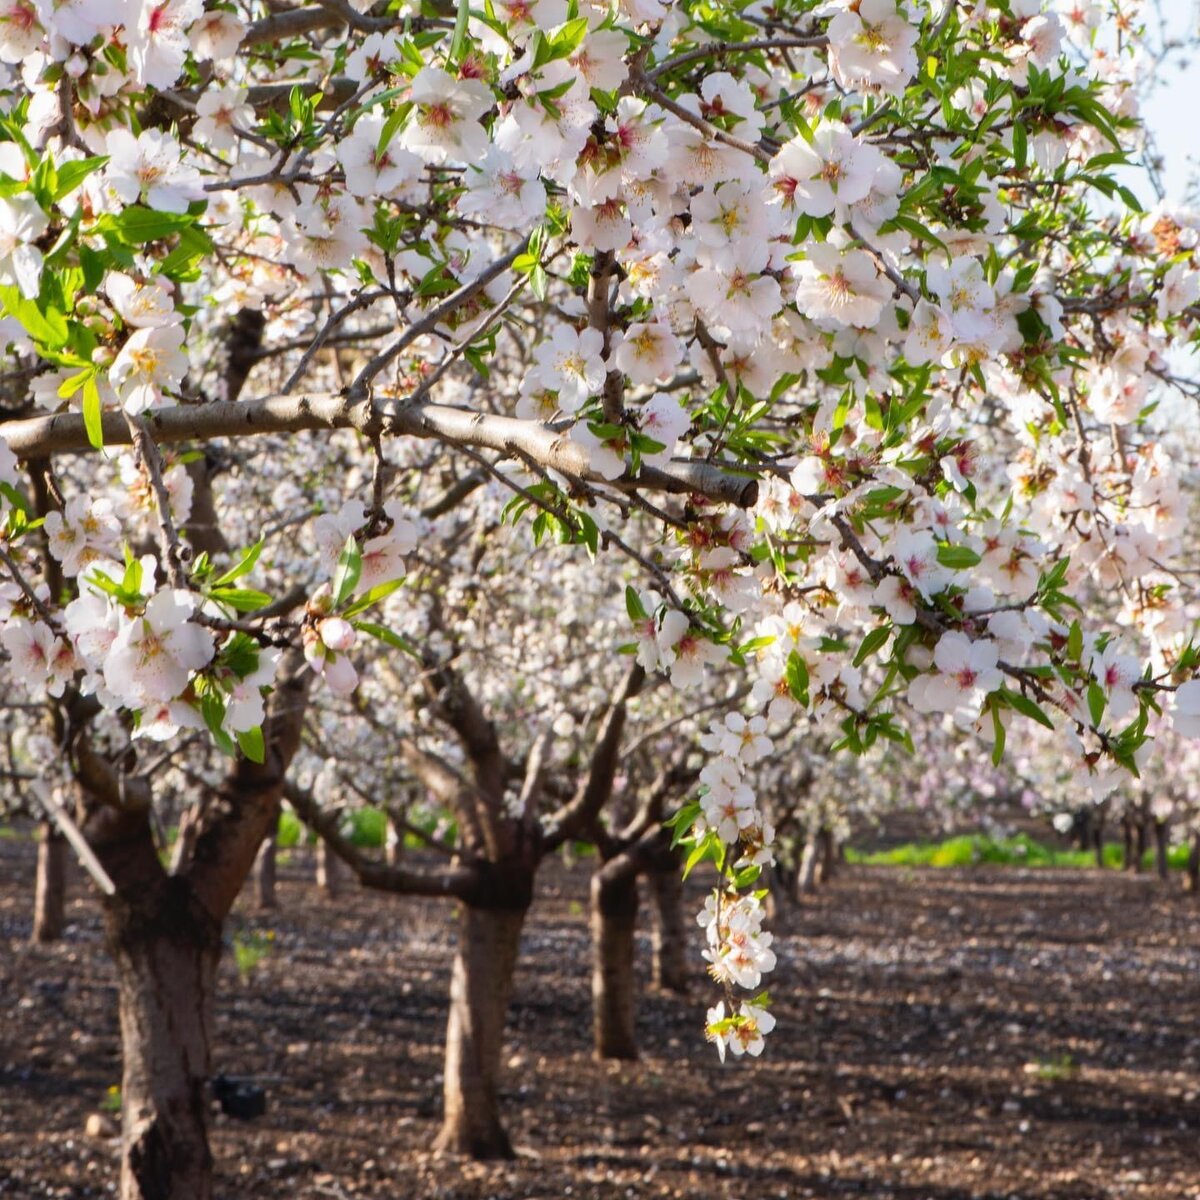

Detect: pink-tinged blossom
[825, 0, 918, 95]
[0, 193, 47, 300]
[109, 324, 189, 414]
[614, 322, 681, 386]
[0, 618, 73, 697]
[104, 128, 204, 214]
[107, 273, 179, 329]
[532, 326, 606, 413]
[400, 67, 492, 165]
[337, 114, 423, 198]
[127, 0, 204, 89]
[793, 244, 891, 328]
[769, 122, 879, 217]
[104, 589, 215, 708]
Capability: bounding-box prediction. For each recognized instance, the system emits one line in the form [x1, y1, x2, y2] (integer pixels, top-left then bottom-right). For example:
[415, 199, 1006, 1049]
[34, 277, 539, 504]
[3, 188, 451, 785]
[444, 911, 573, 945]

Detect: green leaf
[786, 650, 809, 706]
[991, 704, 1006, 766]
[331, 534, 362, 608]
[936, 543, 981, 569]
[342, 577, 405, 617]
[97, 206, 198, 245]
[0, 284, 68, 348]
[53, 156, 108, 200]
[1000, 687, 1055, 731]
[237, 726, 266, 764]
[1086, 681, 1106, 727]
[853, 625, 891, 668]
[1012, 120, 1027, 172]
[353, 619, 420, 658]
[201, 692, 236, 757]
[1066, 619, 1083, 663]
[625, 585, 648, 622]
[211, 539, 264, 586]
[82, 375, 103, 450]
[449, 0, 470, 63]
[209, 587, 271, 613]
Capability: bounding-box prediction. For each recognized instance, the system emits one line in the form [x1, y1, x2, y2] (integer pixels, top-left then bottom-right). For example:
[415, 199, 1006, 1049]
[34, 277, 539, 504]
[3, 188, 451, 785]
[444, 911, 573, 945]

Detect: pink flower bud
[319, 617, 356, 652]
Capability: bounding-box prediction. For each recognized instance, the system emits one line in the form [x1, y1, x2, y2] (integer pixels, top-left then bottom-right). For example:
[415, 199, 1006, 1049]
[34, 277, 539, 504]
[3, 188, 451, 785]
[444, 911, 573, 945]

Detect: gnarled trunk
[591, 867, 638, 1060]
[434, 901, 526, 1158]
[31, 821, 66, 944]
[649, 853, 688, 993]
[253, 833, 277, 909]
[105, 883, 221, 1200]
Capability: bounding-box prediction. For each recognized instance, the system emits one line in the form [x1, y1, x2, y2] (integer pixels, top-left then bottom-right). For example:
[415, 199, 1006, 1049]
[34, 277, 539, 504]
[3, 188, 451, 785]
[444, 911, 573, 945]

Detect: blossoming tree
[1, 0, 1199, 1194]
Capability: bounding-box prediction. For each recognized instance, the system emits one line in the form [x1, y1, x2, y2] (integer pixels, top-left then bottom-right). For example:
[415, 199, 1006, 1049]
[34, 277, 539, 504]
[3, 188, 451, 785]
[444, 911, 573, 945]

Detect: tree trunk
[649, 855, 688, 993]
[105, 883, 221, 1200]
[1121, 817, 1135, 871]
[796, 829, 820, 897]
[1093, 813, 1106, 868]
[434, 902, 526, 1158]
[1134, 819, 1148, 874]
[591, 867, 638, 1060]
[818, 827, 837, 883]
[31, 821, 66, 944]
[315, 839, 340, 896]
[253, 833, 277, 909]
[1152, 821, 1169, 883]
[385, 814, 403, 866]
[1186, 834, 1200, 895]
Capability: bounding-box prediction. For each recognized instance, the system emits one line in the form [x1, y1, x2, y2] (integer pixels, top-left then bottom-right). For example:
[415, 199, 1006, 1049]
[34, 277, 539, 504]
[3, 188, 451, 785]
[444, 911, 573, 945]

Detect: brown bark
[649, 852, 688, 994]
[434, 900, 527, 1158]
[1153, 821, 1170, 883]
[1121, 817, 1135, 872]
[818, 828, 838, 882]
[1093, 813, 1106, 868]
[1186, 834, 1200, 894]
[591, 867, 639, 1060]
[1134, 819, 1148, 874]
[253, 832, 277, 909]
[104, 877, 221, 1200]
[31, 821, 66, 944]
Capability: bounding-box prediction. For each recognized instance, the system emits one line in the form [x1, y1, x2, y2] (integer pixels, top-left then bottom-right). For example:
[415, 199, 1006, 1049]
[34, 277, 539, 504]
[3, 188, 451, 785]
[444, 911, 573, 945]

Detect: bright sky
[1136, 0, 1199, 206]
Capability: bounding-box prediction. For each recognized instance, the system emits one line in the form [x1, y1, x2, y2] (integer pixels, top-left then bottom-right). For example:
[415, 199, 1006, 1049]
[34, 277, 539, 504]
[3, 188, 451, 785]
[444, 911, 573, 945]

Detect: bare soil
[2, 837, 1199, 1200]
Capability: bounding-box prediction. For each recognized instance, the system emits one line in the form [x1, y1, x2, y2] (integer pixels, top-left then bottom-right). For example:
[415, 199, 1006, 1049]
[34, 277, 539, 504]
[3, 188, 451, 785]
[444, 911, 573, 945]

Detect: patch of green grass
[276, 810, 304, 848]
[233, 929, 276, 977]
[846, 833, 1188, 871]
[0, 825, 28, 841]
[1026, 1053, 1080, 1082]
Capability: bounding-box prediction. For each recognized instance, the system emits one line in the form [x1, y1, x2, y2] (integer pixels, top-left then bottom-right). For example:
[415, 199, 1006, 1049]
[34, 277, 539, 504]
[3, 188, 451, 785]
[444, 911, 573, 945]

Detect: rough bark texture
[253, 833, 277, 909]
[104, 881, 221, 1200]
[434, 901, 526, 1159]
[591, 869, 639, 1060]
[649, 853, 688, 994]
[31, 822, 66, 944]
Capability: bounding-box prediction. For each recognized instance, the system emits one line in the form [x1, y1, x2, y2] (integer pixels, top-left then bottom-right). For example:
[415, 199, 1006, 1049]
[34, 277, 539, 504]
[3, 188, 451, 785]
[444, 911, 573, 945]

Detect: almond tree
[0, 0, 1199, 1193]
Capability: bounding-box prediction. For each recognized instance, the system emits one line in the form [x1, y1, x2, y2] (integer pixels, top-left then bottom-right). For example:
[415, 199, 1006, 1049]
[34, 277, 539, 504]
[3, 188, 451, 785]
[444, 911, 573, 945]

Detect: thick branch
[283, 778, 479, 898]
[1, 396, 759, 507]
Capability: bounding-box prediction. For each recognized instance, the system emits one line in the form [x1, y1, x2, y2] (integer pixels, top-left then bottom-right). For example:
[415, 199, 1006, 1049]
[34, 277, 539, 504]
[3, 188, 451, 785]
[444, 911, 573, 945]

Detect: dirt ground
[2, 837, 1199, 1200]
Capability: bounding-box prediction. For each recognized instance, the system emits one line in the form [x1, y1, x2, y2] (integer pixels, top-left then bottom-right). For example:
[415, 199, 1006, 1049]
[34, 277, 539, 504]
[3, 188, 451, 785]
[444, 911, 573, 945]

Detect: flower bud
[318, 617, 356, 652]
